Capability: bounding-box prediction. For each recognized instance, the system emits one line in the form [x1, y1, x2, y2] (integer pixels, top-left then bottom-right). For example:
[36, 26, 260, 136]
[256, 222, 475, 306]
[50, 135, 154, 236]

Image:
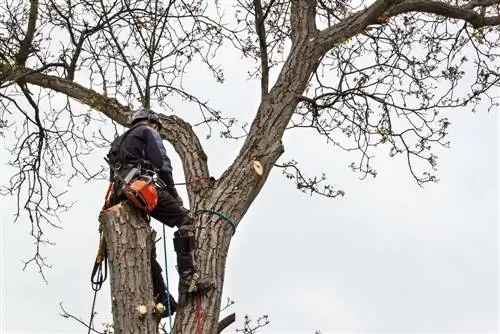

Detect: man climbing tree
[0, 0, 498, 333]
[105, 107, 215, 315]
[108, 109, 212, 315]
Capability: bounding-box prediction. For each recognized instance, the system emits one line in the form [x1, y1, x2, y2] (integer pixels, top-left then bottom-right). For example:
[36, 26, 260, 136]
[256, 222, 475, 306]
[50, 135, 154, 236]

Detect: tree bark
[99, 202, 159, 334]
[173, 22, 325, 334]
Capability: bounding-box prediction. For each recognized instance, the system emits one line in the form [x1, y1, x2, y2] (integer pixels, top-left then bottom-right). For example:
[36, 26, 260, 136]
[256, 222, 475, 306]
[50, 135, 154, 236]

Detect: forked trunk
[99, 31, 323, 334]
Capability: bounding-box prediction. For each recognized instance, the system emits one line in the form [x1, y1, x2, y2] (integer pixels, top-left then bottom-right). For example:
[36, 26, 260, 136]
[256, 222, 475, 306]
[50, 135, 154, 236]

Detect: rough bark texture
[99, 202, 159, 334]
[171, 6, 325, 332]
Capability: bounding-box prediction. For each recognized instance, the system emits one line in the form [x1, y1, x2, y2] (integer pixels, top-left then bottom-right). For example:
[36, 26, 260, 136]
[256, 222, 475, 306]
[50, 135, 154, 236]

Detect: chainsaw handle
[139, 175, 154, 184]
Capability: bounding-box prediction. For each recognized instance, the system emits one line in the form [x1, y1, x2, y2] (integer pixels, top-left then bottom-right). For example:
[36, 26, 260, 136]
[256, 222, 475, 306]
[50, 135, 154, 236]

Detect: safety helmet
[123, 178, 158, 213]
[131, 108, 162, 131]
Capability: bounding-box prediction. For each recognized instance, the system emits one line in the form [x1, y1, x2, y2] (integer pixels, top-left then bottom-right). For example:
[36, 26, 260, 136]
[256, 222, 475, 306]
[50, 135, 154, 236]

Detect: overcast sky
[1, 4, 499, 334]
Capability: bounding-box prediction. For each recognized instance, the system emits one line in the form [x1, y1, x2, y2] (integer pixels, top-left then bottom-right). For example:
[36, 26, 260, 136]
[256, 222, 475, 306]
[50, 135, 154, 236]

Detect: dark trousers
[150, 190, 188, 304]
[151, 189, 188, 228]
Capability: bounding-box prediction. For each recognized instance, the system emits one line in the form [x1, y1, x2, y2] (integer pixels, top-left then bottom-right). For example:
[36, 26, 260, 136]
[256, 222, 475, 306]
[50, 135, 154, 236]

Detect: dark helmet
[131, 108, 162, 130]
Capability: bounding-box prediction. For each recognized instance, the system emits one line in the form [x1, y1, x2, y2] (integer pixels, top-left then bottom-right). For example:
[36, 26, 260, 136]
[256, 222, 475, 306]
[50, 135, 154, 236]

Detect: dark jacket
[108, 123, 178, 197]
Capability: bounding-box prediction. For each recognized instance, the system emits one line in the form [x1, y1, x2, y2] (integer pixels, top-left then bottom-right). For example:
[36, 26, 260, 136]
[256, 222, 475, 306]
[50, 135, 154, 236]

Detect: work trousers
[150, 189, 188, 304]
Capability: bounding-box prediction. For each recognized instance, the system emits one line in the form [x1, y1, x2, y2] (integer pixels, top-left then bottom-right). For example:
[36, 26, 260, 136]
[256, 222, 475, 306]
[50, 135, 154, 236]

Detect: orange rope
[101, 182, 113, 212]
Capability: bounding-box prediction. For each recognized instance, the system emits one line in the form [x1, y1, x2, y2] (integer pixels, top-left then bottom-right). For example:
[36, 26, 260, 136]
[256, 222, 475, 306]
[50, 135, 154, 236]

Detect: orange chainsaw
[104, 157, 158, 213]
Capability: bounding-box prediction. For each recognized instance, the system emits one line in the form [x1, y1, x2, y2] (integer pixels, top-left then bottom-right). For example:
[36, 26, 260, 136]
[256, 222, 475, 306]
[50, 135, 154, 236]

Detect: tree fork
[99, 202, 160, 334]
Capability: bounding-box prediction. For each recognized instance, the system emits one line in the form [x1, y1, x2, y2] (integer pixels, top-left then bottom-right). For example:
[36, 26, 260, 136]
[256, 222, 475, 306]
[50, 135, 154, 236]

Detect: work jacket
[107, 123, 178, 198]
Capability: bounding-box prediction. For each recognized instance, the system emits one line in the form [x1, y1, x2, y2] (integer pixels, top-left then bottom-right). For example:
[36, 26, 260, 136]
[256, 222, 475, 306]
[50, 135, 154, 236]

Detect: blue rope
[162, 224, 173, 333]
[194, 208, 236, 235]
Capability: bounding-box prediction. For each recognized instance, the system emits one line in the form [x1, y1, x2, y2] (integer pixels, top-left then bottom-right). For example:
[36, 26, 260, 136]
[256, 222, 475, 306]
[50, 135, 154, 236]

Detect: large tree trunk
[172, 31, 324, 334]
[172, 198, 234, 334]
[99, 202, 160, 334]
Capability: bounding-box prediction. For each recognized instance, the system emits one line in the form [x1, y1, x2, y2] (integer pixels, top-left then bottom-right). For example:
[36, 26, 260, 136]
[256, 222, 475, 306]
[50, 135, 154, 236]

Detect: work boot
[179, 271, 215, 294]
[177, 272, 215, 306]
[173, 217, 216, 305]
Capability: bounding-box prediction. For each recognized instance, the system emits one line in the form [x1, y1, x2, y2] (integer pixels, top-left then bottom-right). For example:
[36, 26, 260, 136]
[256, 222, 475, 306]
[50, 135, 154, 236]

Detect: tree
[0, 0, 498, 333]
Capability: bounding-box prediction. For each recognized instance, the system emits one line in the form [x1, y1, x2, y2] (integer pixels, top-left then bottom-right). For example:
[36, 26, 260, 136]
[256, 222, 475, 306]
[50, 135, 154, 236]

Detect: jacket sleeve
[143, 127, 179, 197]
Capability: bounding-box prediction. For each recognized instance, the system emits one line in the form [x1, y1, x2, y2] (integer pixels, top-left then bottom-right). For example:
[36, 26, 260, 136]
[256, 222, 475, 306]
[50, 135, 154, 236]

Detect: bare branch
[98, 0, 145, 106]
[386, 0, 500, 28]
[253, 0, 270, 98]
[235, 314, 270, 334]
[275, 159, 345, 198]
[218, 313, 236, 333]
[16, 0, 39, 65]
[59, 302, 105, 334]
[219, 297, 235, 312]
[8, 67, 210, 183]
[316, 0, 402, 50]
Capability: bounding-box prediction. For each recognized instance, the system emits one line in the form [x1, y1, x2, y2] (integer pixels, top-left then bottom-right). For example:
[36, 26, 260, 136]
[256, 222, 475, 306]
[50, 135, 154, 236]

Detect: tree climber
[105, 108, 215, 317]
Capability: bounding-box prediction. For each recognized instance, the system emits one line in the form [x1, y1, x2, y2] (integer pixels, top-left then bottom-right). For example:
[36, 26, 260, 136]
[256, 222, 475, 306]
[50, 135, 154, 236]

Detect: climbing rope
[177, 176, 211, 186]
[87, 290, 99, 334]
[162, 224, 173, 333]
[174, 175, 237, 233]
[174, 176, 214, 187]
[86, 183, 114, 334]
[88, 221, 109, 333]
[194, 208, 236, 235]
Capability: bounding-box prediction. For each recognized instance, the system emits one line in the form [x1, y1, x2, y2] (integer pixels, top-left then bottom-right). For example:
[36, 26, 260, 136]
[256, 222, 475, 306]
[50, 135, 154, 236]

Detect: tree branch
[216, 27, 325, 229]
[290, 0, 318, 42]
[463, 0, 500, 9]
[2, 66, 209, 191]
[316, 0, 401, 50]
[253, 0, 270, 98]
[217, 313, 236, 333]
[59, 302, 105, 334]
[274, 160, 345, 198]
[67, 33, 85, 81]
[99, 0, 146, 106]
[16, 0, 39, 65]
[386, 0, 500, 28]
